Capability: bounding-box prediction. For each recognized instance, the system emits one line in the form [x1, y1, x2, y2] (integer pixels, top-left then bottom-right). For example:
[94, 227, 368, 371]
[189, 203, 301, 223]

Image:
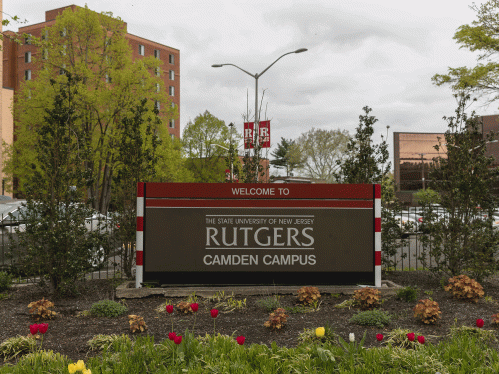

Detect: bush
[256, 296, 281, 312]
[90, 300, 128, 317]
[413, 298, 441, 324]
[297, 323, 339, 346]
[396, 286, 418, 302]
[297, 286, 321, 306]
[0, 335, 37, 361]
[444, 274, 484, 303]
[129, 314, 147, 333]
[353, 287, 381, 310]
[0, 271, 12, 292]
[264, 308, 289, 330]
[349, 309, 390, 328]
[28, 298, 57, 321]
[87, 334, 131, 351]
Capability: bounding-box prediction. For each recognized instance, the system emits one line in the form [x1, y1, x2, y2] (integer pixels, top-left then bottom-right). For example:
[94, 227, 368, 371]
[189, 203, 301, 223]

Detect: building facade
[394, 114, 499, 205]
[2, 5, 180, 140]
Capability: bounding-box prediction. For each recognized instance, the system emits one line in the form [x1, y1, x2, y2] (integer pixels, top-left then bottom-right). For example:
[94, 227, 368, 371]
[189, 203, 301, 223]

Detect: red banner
[244, 121, 270, 149]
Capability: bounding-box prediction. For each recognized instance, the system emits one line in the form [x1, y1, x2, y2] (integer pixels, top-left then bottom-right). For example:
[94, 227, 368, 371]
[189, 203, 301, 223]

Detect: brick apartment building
[1, 5, 180, 192]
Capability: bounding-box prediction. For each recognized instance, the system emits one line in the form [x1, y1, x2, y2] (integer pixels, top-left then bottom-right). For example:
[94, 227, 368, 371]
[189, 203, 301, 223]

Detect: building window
[139, 44, 145, 56]
[25, 52, 31, 63]
[41, 29, 48, 41]
[42, 49, 48, 60]
[169, 86, 174, 96]
[24, 34, 31, 45]
[170, 134, 175, 141]
[169, 54, 174, 64]
[155, 100, 160, 110]
[60, 28, 66, 37]
[105, 74, 112, 83]
[24, 70, 31, 81]
[169, 70, 174, 80]
[60, 65, 66, 75]
[154, 49, 160, 59]
[156, 83, 160, 93]
[155, 67, 160, 77]
[169, 119, 175, 128]
[171, 102, 175, 108]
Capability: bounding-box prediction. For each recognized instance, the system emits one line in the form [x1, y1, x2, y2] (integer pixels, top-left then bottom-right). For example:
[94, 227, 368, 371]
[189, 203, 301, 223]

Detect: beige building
[0, 0, 14, 197]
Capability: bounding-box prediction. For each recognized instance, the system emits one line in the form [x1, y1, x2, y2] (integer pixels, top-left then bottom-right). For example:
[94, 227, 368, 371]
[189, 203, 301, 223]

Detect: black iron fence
[0, 212, 129, 284]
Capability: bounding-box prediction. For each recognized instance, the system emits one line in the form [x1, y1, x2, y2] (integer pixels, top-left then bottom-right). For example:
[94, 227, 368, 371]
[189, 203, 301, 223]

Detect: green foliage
[297, 323, 339, 345]
[209, 291, 247, 313]
[256, 295, 282, 312]
[0, 271, 12, 292]
[396, 286, 418, 302]
[384, 328, 422, 348]
[448, 324, 497, 344]
[0, 335, 37, 362]
[182, 111, 241, 182]
[270, 137, 300, 177]
[8, 75, 105, 295]
[420, 93, 499, 281]
[334, 106, 390, 184]
[90, 299, 128, 317]
[432, 0, 499, 102]
[348, 309, 391, 328]
[287, 127, 350, 182]
[5, 5, 176, 213]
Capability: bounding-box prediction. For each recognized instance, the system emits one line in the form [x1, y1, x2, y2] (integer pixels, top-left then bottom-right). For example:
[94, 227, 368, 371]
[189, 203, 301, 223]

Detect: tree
[4, 5, 176, 213]
[288, 128, 349, 183]
[432, 0, 499, 103]
[182, 111, 241, 182]
[11, 75, 104, 295]
[421, 93, 499, 280]
[270, 137, 301, 176]
[334, 106, 390, 184]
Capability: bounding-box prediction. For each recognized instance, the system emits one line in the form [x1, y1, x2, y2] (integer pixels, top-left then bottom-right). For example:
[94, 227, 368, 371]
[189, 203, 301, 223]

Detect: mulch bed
[2, 271, 499, 364]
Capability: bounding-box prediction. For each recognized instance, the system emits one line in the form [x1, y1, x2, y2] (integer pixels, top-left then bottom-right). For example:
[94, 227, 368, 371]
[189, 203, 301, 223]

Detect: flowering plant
[211, 309, 219, 335]
[407, 332, 415, 342]
[477, 318, 484, 328]
[417, 335, 425, 344]
[166, 304, 174, 332]
[315, 327, 325, 337]
[376, 333, 383, 342]
[236, 336, 245, 345]
[168, 332, 176, 341]
[191, 303, 199, 335]
[68, 360, 90, 373]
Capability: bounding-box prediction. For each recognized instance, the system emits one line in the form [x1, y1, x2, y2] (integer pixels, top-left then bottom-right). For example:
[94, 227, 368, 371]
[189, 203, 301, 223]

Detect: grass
[2, 329, 499, 373]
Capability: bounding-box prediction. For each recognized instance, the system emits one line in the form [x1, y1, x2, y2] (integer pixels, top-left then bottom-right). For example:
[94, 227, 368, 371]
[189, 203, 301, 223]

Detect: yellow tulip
[75, 360, 86, 371]
[315, 327, 325, 337]
[68, 363, 76, 374]
[83, 369, 92, 374]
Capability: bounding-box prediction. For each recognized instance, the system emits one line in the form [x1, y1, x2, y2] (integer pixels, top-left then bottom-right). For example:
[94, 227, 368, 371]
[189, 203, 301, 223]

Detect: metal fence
[0, 211, 129, 284]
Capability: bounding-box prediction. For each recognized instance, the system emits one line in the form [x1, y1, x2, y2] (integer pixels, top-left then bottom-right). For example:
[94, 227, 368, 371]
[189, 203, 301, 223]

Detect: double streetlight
[212, 48, 307, 181]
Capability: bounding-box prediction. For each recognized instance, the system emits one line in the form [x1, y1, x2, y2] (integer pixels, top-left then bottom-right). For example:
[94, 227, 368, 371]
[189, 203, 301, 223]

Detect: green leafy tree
[11, 75, 104, 295]
[334, 106, 390, 184]
[432, 0, 499, 102]
[182, 111, 241, 182]
[421, 93, 499, 281]
[288, 128, 350, 183]
[110, 99, 162, 278]
[270, 137, 301, 176]
[4, 5, 176, 213]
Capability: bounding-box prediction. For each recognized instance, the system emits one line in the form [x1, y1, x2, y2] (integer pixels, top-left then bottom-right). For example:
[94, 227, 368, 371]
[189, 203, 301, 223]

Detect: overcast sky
[5, 0, 496, 175]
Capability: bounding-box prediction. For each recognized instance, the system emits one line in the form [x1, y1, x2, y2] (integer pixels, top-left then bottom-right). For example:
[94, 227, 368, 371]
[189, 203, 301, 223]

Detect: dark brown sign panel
[142, 183, 377, 286]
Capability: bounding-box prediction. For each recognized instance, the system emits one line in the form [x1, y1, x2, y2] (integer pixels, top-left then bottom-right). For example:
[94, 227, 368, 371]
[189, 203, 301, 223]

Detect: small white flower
[349, 333, 355, 342]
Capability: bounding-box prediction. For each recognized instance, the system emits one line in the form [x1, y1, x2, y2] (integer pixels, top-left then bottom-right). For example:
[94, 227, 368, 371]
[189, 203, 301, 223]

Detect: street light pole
[212, 48, 307, 182]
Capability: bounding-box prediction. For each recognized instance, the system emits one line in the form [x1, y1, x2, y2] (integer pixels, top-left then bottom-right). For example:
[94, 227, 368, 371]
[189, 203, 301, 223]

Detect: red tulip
[168, 332, 176, 341]
[211, 309, 219, 318]
[407, 332, 415, 342]
[376, 333, 383, 342]
[166, 305, 173, 314]
[477, 318, 484, 328]
[191, 303, 199, 312]
[29, 324, 39, 335]
[174, 335, 182, 345]
[417, 335, 425, 344]
[236, 336, 245, 345]
[38, 323, 48, 334]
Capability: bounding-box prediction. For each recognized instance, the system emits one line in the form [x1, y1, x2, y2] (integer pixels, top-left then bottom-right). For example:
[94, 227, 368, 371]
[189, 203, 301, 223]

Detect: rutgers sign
[244, 121, 270, 149]
[135, 183, 382, 287]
